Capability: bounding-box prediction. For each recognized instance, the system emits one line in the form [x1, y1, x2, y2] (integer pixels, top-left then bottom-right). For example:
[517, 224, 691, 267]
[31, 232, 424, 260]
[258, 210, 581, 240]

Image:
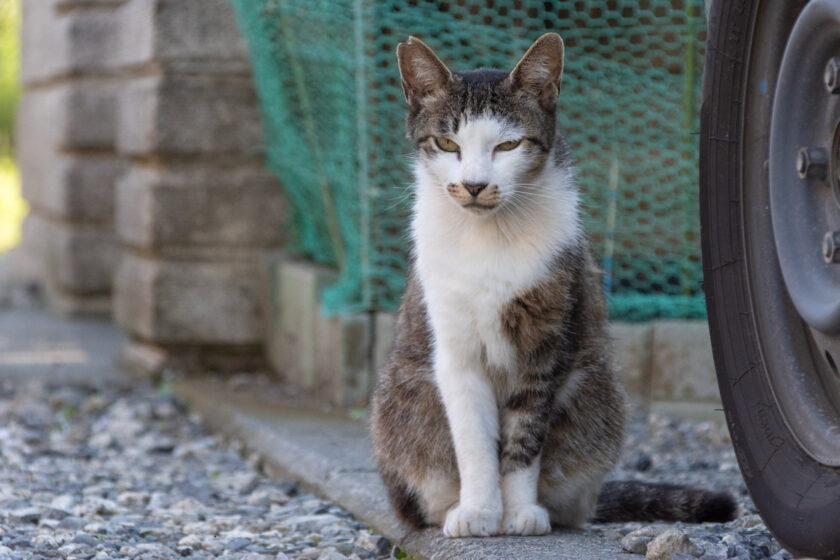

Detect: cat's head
[397, 33, 565, 216]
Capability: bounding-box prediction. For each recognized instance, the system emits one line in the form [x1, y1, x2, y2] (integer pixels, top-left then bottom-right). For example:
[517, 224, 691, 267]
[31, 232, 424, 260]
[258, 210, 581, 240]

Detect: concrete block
[42, 282, 112, 318]
[114, 254, 264, 345]
[116, 165, 285, 249]
[23, 155, 125, 223]
[48, 222, 118, 295]
[16, 84, 117, 155]
[650, 320, 721, 403]
[373, 312, 397, 376]
[610, 322, 653, 407]
[18, 215, 49, 282]
[119, 340, 168, 379]
[21, 0, 125, 85]
[315, 313, 372, 408]
[55, 0, 127, 8]
[263, 257, 337, 388]
[116, 75, 263, 157]
[114, 0, 250, 74]
[120, 339, 265, 378]
[21, 214, 117, 295]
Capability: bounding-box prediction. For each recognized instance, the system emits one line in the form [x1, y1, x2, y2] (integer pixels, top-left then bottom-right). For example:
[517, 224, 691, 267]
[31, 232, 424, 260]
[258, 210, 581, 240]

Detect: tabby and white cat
[369, 33, 735, 537]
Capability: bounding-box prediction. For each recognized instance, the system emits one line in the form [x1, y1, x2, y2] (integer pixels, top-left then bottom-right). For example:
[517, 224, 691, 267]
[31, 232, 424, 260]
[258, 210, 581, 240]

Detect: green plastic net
[231, 0, 707, 321]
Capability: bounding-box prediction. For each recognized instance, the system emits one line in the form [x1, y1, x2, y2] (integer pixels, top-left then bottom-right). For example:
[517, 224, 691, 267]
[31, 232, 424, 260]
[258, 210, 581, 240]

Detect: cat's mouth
[461, 201, 499, 214]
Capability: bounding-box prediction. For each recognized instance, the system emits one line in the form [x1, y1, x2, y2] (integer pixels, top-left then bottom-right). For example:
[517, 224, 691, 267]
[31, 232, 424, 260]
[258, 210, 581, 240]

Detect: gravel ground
[594, 413, 792, 560]
[0, 378, 395, 560]
[0, 373, 793, 560]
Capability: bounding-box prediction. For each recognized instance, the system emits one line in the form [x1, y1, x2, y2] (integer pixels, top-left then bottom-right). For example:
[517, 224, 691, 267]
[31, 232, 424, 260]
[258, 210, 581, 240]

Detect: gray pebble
[8, 507, 40, 524]
[318, 547, 348, 560]
[57, 516, 88, 530]
[646, 530, 702, 560]
[224, 538, 251, 551]
[72, 533, 101, 547]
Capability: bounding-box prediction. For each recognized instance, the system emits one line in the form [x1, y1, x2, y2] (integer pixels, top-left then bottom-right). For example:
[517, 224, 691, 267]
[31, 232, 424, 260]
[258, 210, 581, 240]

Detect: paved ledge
[0, 306, 127, 382]
[174, 377, 643, 560]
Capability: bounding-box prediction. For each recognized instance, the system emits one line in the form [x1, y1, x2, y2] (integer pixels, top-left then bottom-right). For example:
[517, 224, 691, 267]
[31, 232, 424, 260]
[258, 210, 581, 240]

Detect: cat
[369, 33, 736, 538]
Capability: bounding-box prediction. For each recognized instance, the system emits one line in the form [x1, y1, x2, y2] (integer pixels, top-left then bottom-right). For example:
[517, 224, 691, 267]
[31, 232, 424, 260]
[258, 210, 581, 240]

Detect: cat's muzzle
[446, 183, 501, 214]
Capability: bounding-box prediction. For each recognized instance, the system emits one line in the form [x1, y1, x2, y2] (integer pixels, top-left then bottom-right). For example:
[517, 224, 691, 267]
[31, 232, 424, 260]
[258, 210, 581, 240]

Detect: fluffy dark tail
[592, 480, 737, 523]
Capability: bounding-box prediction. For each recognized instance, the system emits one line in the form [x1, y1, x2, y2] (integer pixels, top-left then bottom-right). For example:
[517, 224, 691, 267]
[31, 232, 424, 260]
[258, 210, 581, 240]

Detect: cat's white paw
[501, 503, 551, 536]
[443, 505, 502, 537]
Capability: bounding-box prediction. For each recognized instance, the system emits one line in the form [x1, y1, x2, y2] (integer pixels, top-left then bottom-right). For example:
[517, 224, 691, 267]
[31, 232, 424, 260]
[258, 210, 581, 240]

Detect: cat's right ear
[396, 36, 453, 107]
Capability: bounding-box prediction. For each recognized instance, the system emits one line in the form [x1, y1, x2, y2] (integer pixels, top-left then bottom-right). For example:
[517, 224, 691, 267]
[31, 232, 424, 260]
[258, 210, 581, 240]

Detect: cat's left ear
[508, 33, 564, 111]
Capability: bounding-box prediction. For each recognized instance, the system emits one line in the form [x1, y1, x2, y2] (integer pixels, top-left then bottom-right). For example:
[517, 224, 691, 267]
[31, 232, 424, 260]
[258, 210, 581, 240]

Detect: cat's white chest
[417, 229, 547, 371]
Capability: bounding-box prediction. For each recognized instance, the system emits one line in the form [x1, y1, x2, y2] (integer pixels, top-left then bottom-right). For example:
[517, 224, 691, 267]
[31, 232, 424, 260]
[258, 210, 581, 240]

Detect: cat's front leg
[499, 395, 556, 535]
[501, 455, 551, 535]
[434, 349, 503, 537]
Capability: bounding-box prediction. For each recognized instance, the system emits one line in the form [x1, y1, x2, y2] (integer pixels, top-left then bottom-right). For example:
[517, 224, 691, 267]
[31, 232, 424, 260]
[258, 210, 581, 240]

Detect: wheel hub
[770, 0, 840, 334]
[768, 0, 840, 466]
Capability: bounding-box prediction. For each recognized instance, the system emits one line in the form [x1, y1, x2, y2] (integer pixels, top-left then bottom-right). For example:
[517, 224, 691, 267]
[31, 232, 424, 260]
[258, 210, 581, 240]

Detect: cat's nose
[463, 182, 487, 197]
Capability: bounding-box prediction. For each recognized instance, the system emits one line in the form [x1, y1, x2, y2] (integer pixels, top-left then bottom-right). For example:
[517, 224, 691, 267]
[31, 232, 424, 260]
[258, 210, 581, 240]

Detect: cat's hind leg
[538, 468, 604, 528]
[370, 361, 461, 529]
[417, 473, 459, 526]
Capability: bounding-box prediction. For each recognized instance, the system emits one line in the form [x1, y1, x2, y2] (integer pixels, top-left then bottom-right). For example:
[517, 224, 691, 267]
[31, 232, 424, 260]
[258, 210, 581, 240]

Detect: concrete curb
[174, 378, 643, 560]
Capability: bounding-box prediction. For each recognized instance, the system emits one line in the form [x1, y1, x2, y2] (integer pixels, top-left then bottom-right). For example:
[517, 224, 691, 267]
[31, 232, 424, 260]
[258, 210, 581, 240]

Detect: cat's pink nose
[463, 183, 487, 197]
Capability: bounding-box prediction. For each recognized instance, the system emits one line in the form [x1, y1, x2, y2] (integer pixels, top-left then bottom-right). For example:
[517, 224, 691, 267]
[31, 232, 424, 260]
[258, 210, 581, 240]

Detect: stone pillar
[111, 0, 285, 375]
[17, 0, 127, 315]
[17, 0, 287, 373]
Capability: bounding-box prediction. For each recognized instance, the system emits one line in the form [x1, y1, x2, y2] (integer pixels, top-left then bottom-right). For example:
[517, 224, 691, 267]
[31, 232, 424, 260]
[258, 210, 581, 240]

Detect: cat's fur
[369, 33, 735, 537]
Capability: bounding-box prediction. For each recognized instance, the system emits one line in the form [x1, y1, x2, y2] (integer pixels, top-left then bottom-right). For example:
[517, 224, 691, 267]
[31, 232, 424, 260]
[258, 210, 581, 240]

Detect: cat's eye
[435, 137, 459, 152]
[495, 139, 522, 152]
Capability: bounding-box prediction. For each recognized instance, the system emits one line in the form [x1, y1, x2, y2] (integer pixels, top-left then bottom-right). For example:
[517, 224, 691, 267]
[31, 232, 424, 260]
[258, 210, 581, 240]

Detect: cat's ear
[508, 33, 565, 111]
[396, 36, 453, 107]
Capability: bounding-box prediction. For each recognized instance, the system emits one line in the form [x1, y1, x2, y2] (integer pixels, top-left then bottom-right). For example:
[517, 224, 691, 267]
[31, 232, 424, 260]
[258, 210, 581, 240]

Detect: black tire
[701, 1, 840, 558]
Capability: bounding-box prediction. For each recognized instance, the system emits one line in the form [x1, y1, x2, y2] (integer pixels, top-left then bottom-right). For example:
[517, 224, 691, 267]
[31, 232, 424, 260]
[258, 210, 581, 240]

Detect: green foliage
[0, 0, 19, 157]
[0, 156, 23, 252]
[0, 0, 22, 253]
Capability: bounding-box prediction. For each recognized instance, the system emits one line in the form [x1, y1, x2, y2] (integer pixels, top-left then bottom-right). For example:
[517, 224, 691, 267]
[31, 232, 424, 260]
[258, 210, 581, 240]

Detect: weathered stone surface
[610, 322, 653, 408]
[119, 340, 168, 379]
[54, 0, 127, 8]
[120, 339, 265, 378]
[114, 0, 249, 73]
[16, 84, 118, 153]
[373, 312, 397, 376]
[650, 321, 720, 403]
[48, 224, 118, 295]
[23, 215, 118, 295]
[116, 165, 285, 249]
[22, 0, 246, 85]
[114, 254, 264, 344]
[264, 256, 337, 389]
[116, 75, 263, 157]
[315, 313, 372, 408]
[42, 282, 112, 318]
[21, 0, 126, 85]
[22, 155, 125, 223]
[18, 216, 49, 282]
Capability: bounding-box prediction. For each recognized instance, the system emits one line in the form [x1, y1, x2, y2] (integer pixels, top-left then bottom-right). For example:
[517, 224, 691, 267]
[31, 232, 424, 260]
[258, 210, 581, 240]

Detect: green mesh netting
[231, 0, 707, 321]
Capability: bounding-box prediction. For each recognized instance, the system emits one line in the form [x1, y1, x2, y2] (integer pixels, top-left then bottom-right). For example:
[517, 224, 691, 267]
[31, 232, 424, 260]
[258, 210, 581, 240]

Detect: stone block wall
[17, 0, 127, 315]
[18, 0, 286, 371]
